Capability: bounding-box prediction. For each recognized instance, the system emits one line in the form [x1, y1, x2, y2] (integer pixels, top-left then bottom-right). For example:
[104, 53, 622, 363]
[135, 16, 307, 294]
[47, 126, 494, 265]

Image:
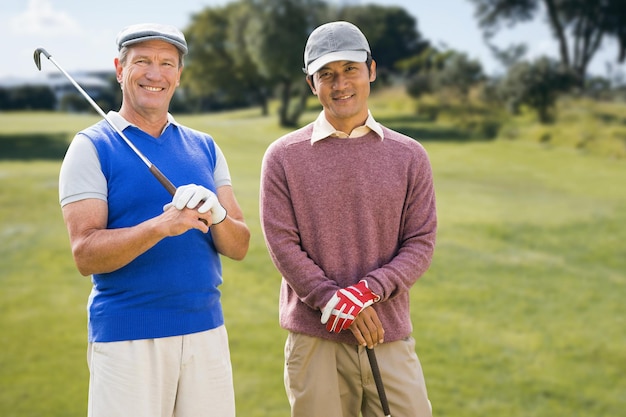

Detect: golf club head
[33, 48, 51, 71]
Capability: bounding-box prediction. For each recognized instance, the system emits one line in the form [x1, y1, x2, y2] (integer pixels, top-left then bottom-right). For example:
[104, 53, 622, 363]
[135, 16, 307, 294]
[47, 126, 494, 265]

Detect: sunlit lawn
[1, 93, 624, 416]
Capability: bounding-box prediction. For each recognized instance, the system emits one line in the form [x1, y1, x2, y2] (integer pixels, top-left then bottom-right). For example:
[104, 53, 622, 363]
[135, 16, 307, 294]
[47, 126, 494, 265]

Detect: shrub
[497, 56, 576, 124]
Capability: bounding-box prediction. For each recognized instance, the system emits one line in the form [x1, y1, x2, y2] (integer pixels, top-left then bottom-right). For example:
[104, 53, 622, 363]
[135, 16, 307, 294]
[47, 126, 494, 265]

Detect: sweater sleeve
[365, 141, 437, 301]
[260, 140, 339, 310]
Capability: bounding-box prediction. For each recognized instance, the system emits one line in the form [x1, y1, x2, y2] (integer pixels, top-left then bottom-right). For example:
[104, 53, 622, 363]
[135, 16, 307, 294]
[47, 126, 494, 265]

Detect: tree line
[4, 0, 624, 127]
[181, 0, 428, 126]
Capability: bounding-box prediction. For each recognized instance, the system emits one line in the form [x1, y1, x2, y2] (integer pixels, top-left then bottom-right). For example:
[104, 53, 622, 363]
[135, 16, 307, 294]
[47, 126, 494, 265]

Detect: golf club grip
[149, 164, 177, 196]
[367, 347, 391, 417]
[149, 165, 209, 226]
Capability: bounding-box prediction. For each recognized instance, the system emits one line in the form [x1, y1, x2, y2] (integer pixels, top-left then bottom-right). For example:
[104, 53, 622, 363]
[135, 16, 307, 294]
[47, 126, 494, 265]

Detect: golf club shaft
[34, 48, 176, 196]
[367, 347, 391, 417]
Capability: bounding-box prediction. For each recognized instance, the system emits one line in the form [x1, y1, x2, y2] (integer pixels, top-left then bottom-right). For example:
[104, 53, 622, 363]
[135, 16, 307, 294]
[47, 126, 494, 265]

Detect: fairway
[0, 97, 624, 417]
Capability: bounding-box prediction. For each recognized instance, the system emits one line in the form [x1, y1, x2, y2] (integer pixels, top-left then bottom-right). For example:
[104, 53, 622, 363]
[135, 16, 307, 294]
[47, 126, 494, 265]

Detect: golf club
[33, 47, 177, 196]
[367, 347, 391, 417]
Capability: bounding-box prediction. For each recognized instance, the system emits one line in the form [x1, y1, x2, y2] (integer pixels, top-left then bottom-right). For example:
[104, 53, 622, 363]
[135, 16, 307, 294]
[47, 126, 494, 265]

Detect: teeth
[144, 86, 162, 92]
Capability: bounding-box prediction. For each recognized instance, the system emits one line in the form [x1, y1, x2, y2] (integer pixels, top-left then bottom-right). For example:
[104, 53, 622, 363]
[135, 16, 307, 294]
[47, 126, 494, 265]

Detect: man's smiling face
[307, 59, 376, 135]
[116, 39, 182, 118]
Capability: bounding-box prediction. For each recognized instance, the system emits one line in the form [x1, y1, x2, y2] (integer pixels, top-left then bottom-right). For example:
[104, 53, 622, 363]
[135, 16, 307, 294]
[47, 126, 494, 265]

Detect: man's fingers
[196, 193, 218, 214]
[173, 187, 194, 209]
[351, 307, 384, 347]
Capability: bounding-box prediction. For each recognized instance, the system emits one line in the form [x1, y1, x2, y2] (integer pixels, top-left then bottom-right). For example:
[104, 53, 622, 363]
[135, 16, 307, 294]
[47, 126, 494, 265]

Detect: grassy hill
[0, 89, 624, 416]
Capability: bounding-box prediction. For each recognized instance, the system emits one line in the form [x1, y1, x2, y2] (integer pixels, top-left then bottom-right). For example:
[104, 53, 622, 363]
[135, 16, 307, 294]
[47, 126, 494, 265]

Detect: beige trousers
[284, 332, 432, 417]
[87, 326, 234, 417]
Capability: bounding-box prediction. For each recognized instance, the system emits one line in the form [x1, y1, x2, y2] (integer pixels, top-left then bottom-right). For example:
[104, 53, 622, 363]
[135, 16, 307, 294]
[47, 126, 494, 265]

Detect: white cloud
[9, 0, 81, 36]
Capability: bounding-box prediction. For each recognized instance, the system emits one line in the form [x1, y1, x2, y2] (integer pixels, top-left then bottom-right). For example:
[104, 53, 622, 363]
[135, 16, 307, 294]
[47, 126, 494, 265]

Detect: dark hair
[308, 53, 373, 88]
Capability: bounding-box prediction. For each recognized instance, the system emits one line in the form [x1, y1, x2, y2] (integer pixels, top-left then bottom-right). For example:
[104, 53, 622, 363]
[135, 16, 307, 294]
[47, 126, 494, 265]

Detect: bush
[497, 56, 576, 124]
[495, 96, 626, 158]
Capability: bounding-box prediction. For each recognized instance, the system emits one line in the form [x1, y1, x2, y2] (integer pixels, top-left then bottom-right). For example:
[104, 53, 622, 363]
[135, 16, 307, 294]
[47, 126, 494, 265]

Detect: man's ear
[306, 75, 317, 95]
[177, 66, 183, 86]
[369, 59, 377, 83]
[114, 58, 123, 84]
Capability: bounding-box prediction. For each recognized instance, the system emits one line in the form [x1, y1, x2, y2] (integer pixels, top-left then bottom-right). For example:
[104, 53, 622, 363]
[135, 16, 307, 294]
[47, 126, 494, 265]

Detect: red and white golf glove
[165, 184, 227, 224]
[321, 280, 381, 333]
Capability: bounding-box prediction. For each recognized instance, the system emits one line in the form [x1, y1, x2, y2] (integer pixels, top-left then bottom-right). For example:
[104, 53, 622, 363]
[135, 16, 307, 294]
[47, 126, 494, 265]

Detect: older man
[59, 23, 250, 417]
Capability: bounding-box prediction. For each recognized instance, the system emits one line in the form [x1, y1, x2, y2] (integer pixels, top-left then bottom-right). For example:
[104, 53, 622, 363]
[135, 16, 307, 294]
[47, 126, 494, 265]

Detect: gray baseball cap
[116, 23, 188, 55]
[303, 21, 370, 75]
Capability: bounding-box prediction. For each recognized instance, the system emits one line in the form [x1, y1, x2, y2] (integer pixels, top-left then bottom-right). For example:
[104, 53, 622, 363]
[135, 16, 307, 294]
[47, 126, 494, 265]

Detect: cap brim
[306, 51, 367, 75]
[121, 36, 188, 55]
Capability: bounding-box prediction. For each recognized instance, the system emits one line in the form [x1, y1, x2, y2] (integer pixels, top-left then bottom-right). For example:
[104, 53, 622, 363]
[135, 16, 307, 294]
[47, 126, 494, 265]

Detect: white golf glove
[165, 184, 227, 224]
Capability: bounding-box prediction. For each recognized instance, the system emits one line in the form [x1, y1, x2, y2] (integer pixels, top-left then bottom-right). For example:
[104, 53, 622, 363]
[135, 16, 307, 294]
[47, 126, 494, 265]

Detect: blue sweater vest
[80, 120, 224, 342]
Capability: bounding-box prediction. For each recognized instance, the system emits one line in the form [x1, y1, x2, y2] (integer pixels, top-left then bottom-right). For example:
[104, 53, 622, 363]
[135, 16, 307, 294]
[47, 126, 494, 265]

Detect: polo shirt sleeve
[213, 142, 232, 188]
[59, 134, 107, 207]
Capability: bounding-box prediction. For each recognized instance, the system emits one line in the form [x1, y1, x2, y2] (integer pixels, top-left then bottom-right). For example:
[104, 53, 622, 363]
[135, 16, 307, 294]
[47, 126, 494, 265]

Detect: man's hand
[321, 280, 380, 333]
[350, 307, 384, 348]
[165, 184, 227, 224]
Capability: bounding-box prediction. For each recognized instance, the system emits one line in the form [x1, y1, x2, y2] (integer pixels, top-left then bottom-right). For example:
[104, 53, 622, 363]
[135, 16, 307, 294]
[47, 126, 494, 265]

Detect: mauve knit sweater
[260, 123, 437, 345]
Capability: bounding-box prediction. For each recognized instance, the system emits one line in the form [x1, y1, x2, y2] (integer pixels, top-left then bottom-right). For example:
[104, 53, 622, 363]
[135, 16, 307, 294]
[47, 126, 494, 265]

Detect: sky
[1, 0, 624, 82]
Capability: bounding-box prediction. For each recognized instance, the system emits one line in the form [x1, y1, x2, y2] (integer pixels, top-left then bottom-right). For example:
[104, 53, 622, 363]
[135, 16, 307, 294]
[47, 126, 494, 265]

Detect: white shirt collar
[106, 111, 179, 135]
[310, 110, 384, 144]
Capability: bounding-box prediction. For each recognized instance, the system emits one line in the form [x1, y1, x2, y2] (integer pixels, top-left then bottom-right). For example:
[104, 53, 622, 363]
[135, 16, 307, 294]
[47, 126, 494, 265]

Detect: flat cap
[116, 23, 188, 55]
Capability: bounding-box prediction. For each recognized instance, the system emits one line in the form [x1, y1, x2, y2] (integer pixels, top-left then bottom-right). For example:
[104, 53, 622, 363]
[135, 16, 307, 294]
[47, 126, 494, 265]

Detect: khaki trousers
[284, 332, 432, 417]
[87, 326, 235, 417]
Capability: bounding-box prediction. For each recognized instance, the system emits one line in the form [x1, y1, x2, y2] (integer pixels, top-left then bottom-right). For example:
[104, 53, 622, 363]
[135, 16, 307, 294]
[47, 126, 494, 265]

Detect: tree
[603, 0, 626, 63]
[59, 93, 92, 112]
[396, 46, 449, 77]
[434, 52, 485, 101]
[468, 0, 626, 85]
[488, 43, 529, 69]
[337, 4, 429, 81]
[404, 48, 484, 101]
[498, 56, 576, 123]
[243, 0, 326, 126]
[0, 88, 10, 110]
[183, 1, 268, 112]
[3, 85, 56, 110]
[181, 0, 429, 126]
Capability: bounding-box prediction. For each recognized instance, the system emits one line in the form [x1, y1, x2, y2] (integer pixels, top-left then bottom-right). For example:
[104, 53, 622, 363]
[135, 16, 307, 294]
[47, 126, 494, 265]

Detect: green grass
[1, 92, 624, 417]
[495, 96, 626, 159]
